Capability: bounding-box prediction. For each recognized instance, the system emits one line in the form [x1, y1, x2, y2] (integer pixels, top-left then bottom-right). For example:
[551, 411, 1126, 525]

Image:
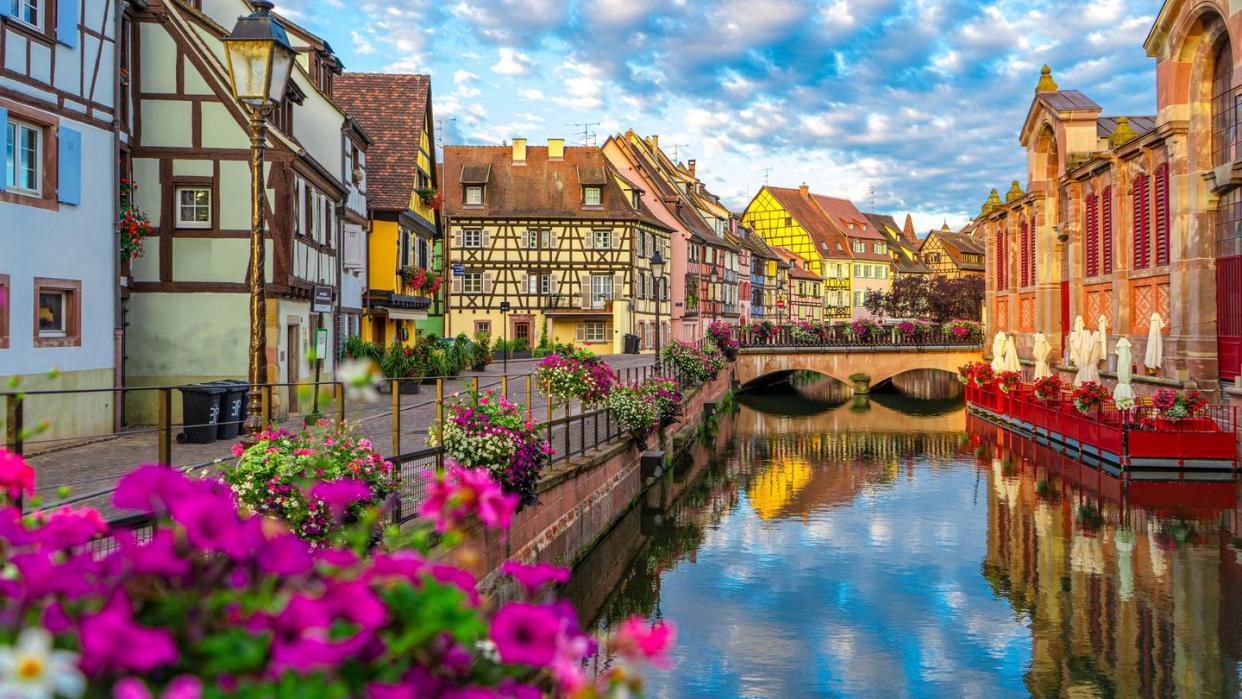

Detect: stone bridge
[736, 346, 983, 393]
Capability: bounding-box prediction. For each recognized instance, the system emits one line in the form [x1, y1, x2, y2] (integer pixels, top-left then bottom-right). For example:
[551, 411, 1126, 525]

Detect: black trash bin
[214, 380, 250, 440]
[177, 383, 227, 444]
[623, 333, 640, 354]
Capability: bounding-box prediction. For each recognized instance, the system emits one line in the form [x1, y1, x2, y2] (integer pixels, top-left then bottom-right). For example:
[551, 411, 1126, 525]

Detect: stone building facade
[983, 1, 1242, 396]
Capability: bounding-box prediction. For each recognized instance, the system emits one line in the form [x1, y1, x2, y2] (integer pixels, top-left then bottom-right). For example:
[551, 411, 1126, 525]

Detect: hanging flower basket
[118, 178, 151, 264]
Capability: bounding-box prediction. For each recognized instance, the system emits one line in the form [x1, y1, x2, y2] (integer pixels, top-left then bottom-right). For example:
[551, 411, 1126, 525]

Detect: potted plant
[471, 333, 492, 370]
[997, 370, 1022, 394]
[118, 178, 151, 265]
[641, 376, 684, 428]
[1151, 388, 1208, 422]
[971, 364, 995, 388]
[607, 384, 660, 449]
[1072, 382, 1110, 415]
[1033, 375, 1064, 401]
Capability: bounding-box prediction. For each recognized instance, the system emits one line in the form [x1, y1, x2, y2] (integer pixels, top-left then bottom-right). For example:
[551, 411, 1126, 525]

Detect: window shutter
[995, 232, 1003, 289]
[56, 0, 79, 47]
[548, 273, 558, 295]
[1102, 186, 1114, 274]
[1134, 174, 1149, 269]
[452, 229, 463, 249]
[481, 230, 491, 248]
[576, 322, 586, 342]
[1155, 164, 1170, 265]
[520, 272, 528, 294]
[614, 273, 624, 299]
[0, 4, 11, 17]
[1085, 193, 1098, 277]
[451, 275, 462, 294]
[482, 273, 493, 294]
[0, 108, 6, 193]
[57, 127, 82, 205]
[579, 274, 591, 308]
[548, 230, 558, 249]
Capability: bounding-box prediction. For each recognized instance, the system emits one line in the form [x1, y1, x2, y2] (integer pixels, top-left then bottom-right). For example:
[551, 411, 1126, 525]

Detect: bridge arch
[736, 348, 979, 393]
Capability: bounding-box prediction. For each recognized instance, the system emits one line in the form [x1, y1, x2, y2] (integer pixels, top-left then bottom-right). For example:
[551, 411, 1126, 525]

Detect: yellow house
[442, 140, 673, 354]
[335, 73, 443, 345]
[744, 185, 852, 319]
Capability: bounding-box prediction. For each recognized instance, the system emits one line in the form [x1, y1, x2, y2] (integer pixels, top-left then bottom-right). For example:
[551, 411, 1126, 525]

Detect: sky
[277, 0, 1164, 233]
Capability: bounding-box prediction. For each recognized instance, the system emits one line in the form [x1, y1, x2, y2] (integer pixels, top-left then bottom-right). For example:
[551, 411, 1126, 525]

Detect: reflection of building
[977, 422, 1242, 697]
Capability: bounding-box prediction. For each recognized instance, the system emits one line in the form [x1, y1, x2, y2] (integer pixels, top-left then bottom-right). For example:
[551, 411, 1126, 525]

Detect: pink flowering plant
[0, 449, 673, 697]
[606, 385, 661, 448]
[535, 350, 617, 407]
[427, 389, 552, 506]
[849, 319, 881, 339]
[223, 422, 395, 543]
[660, 341, 708, 386]
[1151, 388, 1209, 420]
[640, 376, 683, 427]
[706, 321, 740, 360]
[942, 319, 983, 343]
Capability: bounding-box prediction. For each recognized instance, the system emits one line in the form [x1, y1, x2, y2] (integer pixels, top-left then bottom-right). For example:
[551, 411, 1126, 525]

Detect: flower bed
[641, 376, 684, 427]
[0, 449, 672, 697]
[535, 350, 616, 406]
[428, 390, 552, 505]
[223, 422, 395, 543]
[606, 384, 661, 448]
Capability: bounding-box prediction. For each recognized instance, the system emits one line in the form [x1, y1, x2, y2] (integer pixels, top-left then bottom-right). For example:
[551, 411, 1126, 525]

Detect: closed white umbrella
[1144, 313, 1165, 372]
[1113, 337, 1135, 408]
[1097, 315, 1109, 363]
[1076, 329, 1103, 385]
[1070, 316, 1087, 367]
[991, 331, 1008, 373]
[1032, 332, 1052, 380]
[1003, 335, 1021, 373]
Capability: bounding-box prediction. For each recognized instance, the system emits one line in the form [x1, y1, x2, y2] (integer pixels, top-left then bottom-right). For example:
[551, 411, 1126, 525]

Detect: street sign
[311, 285, 334, 313]
[313, 328, 328, 362]
[452, 264, 465, 277]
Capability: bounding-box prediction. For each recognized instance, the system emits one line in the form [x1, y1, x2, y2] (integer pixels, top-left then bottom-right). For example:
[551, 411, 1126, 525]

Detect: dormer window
[630, 190, 640, 210]
[465, 185, 484, 206]
[584, 186, 601, 206]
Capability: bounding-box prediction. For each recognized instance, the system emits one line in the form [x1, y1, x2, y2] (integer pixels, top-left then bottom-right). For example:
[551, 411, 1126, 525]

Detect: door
[1218, 256, 1241, 379]
[1060, 280, 1070, 362]
[286, 324, 301, 414]
[513, 321, 531, 348]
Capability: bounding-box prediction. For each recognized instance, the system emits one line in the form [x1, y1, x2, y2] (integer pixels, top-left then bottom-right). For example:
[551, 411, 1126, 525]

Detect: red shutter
[1018, 221, 1027, 287]
[995, 231, 1004, 289]
[1133, 174, 1149, 269]
[1155, 164, 1170, 265]
[1085, 193, 1099, 277]
[1101, 186, 1114, 274]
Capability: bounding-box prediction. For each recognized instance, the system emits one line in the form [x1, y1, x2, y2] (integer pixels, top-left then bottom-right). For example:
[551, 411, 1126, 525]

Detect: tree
[862, 275, 984, 322]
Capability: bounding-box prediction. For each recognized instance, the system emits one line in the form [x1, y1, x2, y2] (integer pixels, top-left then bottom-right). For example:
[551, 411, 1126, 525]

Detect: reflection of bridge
[737, 346, 981, 392]
[736, 395, 967, 436]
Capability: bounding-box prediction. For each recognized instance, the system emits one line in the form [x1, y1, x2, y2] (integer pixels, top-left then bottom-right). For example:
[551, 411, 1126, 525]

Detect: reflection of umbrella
[991, 331, 1008, 373]
[1113, 337, 1135, 407]
[1002, 336, 1021, 373]
[1145, 313, 1165, 371]
[1032, 333, 1052, 380]
[1116, 528, 1135, 601]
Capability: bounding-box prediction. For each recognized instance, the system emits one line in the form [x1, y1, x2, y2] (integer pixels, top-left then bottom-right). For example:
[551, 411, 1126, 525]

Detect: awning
[400, 210, 440, 239]
[384, 308, 428, 321]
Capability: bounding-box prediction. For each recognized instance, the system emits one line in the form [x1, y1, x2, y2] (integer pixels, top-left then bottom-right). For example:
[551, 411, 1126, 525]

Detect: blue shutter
[56, 0, 78, 47]
[58, 126, 81, 205]
[0, 3, 11, 18]
[0, 107, 7, 193]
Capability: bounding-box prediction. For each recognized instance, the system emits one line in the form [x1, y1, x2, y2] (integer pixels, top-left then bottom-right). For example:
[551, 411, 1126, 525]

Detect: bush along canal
[568, 375, 1242, 697]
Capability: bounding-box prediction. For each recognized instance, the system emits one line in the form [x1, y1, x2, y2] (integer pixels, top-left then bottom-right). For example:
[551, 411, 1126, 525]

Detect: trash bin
[177, 383, 227, 444]
[623, 333, 640, 354]
[214, 380, 250, 440]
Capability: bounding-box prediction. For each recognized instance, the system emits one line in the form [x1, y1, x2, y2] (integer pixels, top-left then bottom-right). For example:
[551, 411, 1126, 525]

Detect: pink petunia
[500, 560, 571, 594]
[0, 448, 35, 501]
[80, 593, 179, 675]
[489, 603, 563, 667]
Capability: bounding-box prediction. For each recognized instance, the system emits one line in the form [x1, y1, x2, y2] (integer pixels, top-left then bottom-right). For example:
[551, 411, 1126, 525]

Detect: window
[474, 320, 491, 336]
[526, 229, 539, 249]
[590, 275, 613, 303]
[584, 186, 601, 206]
[9, 0, 41, 29]
[785, 217, 792, 226]
[464, 185, 483, 206]
[175, 186, 211, 228]
[32, 278, 81, 347]
[854, 264, 862, 277]
[462, 273, 483, 294]
[854, 290, 863, 306]
[630, 190, 640, 210]
[584, 321, 607, 342]
[5, 119, 41, 195]
[873, 242, 884, 254]
[852, 241, 864, 253]
[527, 273, 550, 294]
[463, 229, 482, 248]
[1213, 38, 1237, 167]
[592, 230, 611, 249]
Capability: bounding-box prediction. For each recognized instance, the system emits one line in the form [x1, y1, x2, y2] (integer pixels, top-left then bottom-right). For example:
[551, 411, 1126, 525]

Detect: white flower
[0, 628, 85, 698]
[338, 359, 379, 403]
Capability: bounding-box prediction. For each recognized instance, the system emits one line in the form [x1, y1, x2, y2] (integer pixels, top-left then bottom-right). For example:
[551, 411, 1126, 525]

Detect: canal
[566, 376, 1242, 698]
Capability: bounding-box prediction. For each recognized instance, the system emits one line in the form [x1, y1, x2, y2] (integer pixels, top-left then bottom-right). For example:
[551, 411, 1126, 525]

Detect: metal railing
[737, 324, 984, 349]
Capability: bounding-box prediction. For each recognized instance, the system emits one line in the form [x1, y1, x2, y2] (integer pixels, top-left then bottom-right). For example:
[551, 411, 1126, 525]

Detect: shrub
[640, 376, 684, 427]
[343, 335, 383, 363]
[661, 341, 710, 386]
[0, 450, 672, 697]
[535, 351, 616, 406]
[707, 321, 739, 360]
[472, 333, 493, 369]
[224, 422, 395, 543]
[606, 384, 660, 447]
[428, 389, 552, 505]
[379, 339, 414, 379]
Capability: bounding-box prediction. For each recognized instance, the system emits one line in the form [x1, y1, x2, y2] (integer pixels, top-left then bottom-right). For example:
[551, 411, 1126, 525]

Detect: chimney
[650, 135, 659, 151]
[688, 159, 697, 177]
[799, 182, 810, 197]
[547, 138, 564, 161]
[512, 137, 527, 164]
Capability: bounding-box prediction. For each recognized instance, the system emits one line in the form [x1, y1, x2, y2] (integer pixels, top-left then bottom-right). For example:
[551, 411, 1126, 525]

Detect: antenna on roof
[669, 143, 689, 162]
[435, 117, 457, 156]
[759, 167, 772, 184]
[869, 185, 876, 211]
[572, 122, 600, 147]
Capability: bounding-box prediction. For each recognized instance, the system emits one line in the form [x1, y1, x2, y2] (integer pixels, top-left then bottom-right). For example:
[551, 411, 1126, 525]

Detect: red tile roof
[765, 186, 852, 261]
[334, 73, 431, 212]
[810, 194, 889, 262]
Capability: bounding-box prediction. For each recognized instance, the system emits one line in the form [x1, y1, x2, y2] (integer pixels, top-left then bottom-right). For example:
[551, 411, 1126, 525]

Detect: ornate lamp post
[223, 1, 295, 436]
[649, 250, 665, 368]
[499, 300, 511, 375]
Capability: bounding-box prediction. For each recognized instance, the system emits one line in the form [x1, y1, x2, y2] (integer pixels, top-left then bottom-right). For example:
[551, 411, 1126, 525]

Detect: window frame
[174, 185, 213, 229]
[5, 117, 44, 197]
[462, 272, 484, 294]
[584, 321, 608, 343]
[462, 229, 483, 249]
[474, 320, 491, 336]
[10, 0, 43, 31]
[592, 230, 611, 249]
[32, 277, 81, 348]
[464, 185, 484, 206]
[583, 186, 602, 206]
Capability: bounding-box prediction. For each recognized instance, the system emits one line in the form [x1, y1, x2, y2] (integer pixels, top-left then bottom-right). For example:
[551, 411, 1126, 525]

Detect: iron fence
[737, 324, 984, 349]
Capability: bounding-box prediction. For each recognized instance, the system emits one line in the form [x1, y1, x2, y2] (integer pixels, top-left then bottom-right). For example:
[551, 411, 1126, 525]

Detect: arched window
[1213, 38, 1236, 166]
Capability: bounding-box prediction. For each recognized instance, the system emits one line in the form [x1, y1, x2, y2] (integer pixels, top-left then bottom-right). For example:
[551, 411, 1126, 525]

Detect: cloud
[452, 69, 481, 97]
[350, 30, 375, 56]
[492, 47, 533, 75]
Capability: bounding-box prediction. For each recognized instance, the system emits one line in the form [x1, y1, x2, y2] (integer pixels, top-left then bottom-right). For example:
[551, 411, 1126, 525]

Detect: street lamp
[649, 250, 665, 368]
[499, 300, 511, 375]
[223, 0, 295, 436]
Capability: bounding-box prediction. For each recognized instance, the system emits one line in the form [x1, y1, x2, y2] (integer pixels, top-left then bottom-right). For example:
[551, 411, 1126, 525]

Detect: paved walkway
[25, 354, 659, 517]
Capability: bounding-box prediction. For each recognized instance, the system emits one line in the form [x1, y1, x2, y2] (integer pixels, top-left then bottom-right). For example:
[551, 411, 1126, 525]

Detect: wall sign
[311, 285, 335, 314]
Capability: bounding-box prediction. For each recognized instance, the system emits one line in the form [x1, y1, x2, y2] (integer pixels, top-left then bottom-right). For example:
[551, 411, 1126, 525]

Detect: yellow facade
[743, 188, 852, 318]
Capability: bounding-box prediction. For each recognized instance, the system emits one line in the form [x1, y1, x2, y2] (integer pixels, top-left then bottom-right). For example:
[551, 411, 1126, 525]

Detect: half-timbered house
[120, 0, 356, 421]
[1, 0, 120, 439]
[920, 222, 985, 279]
[773, 249, 822, 322]
[335, 72, 442, 345]
[442, 140, 672, 355]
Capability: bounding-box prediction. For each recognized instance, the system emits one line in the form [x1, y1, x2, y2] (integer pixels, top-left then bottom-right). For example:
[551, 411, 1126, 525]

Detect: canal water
[567, 376, 1242, 698]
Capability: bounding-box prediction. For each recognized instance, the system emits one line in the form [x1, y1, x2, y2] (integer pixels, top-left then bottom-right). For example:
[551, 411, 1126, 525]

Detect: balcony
[543, 293, 614, 317]
[824, 278, 850, 290]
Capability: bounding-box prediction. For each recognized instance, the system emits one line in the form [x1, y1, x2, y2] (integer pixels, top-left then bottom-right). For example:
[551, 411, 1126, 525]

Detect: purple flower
[310, 479, 374, 519]
[30, 506, 107, 549]
[113, 465, 192, 514]
[80, 592, 179, 675]
[115, 529, 191, 577]
[259, 530, 312, 576]
[489, 602, 563, 667]
[501, 560, 571, 594]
